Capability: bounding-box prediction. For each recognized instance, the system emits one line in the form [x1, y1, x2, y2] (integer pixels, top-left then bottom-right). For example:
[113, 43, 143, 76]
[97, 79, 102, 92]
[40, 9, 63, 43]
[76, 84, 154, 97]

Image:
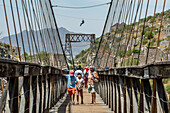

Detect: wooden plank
[126, 77, 131, 113]
[23, 76, 30, 113]
[5, 77, 19, 113]
[119, 76, 124, 113]
[50, 75, 54, 108]
[32, 76, 37, 113]
[36, 76, 40, 113]
[132, 78, 140, 113]
[114, 76, 118, 113]
[106, 75, 108, 105]
[39, 75, 43, 113]
[156, 78, 169, 113]
[123, 76, 127, 113]
[0, 81, 9, 112]
[29, 76, 33, 113]
[151, 78, 157, 113]
[19, 77, 25, 113]
[108, 76, 111, 108]
[130, 78, 133, 113]
[143, 79, 152, 113]
[111, 76, 115, 111]
[139, 79, 144, 113]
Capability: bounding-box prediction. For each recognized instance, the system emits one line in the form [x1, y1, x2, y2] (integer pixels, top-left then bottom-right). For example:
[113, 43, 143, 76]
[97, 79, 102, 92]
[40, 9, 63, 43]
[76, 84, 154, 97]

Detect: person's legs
[73, 94, 75, 104]
[70, 94, 72, 103]
[91, 93, 93, 104]
[80, 89, 83, 104]
[77, 90, 79, 104]
[68, 88, 73, 103]
[72, 88, 76, 104]
[93, 93, 96, 104]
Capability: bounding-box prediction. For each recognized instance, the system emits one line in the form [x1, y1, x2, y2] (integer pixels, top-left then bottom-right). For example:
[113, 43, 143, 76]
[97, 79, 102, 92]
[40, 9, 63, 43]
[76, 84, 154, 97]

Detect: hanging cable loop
[52, 2, 111, 9]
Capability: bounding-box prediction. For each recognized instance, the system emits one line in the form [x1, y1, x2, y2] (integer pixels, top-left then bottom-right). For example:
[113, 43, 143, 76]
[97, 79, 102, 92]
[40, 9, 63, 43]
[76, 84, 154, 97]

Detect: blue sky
[0, 0, 170, 38]
[51, 0, 110, 37]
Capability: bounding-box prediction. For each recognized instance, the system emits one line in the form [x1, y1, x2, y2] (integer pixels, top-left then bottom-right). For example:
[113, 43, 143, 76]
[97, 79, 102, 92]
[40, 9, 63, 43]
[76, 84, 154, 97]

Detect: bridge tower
[65, 34, 95, 68]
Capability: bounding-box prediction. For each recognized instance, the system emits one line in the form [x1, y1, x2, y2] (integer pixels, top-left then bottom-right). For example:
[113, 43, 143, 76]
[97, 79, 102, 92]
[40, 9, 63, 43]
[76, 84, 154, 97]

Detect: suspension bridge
[0, 0, 169, 113]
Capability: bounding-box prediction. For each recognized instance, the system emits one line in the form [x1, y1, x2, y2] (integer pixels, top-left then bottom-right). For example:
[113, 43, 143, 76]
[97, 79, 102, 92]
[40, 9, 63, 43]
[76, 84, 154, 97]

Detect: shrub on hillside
[166, 85, 170, 94]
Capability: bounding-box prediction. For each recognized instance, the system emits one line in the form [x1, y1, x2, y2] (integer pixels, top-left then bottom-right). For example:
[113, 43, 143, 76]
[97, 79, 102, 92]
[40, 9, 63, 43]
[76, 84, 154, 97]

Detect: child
[76, 73, 84, 104]
[61, 70, 78, 105]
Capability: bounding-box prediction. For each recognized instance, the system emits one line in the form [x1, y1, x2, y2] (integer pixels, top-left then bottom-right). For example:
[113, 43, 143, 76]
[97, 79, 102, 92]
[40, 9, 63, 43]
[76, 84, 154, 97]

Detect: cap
[77, 73, 82, 75]
[69, 70, 74, 76]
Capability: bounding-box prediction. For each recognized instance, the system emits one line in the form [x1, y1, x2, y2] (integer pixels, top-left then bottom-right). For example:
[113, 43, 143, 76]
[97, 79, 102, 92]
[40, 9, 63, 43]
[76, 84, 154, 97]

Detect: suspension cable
[52, 2, 111, 9]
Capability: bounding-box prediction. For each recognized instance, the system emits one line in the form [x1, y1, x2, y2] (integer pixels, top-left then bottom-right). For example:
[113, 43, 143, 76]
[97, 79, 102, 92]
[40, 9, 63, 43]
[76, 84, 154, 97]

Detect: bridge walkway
[49, 88, 112, 113]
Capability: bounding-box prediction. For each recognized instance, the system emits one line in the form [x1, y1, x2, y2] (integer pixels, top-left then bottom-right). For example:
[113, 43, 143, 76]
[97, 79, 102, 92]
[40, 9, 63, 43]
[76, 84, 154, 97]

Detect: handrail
[0, 58, 68, 113]
[96, 63, 170, 113]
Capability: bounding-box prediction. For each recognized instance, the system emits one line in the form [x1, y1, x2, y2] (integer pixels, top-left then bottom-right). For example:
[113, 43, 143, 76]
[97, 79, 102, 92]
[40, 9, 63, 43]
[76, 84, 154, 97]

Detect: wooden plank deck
[49, 88, 112, 113]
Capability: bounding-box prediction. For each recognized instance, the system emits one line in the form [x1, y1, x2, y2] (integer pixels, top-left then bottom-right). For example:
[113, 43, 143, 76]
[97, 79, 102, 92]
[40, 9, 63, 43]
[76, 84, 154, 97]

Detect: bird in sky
[80, 19, 85, 26]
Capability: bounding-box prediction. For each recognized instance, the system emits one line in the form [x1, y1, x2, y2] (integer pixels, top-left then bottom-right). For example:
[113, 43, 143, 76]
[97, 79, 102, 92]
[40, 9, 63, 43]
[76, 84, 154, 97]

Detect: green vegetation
[69, 65, 73, 70]
[149, 38, 156, 47]
[116, 49, 125, 58]
[104, 44, 110, 50]
[164, 78, 170, 84]
[125, 25, 131, 31]
[25, 52, 32, 61]
[168, 15, 170, 19]
[155, 13, 161, 17]
[132, 49, 140, 53]
[166, 85, 170, 94]
[39, 51, 49, 61]
[75, 49, 88, 59]
[74, 9, 170, 67]
[164, 47, 170, 51]
[24, 51, 49, 62]
[116, 38, 121, 42]
[126, 50, 132, 57]
[144, 31, 154, 39]
[166, 35, 170, 41]
[142, 38, 148, 45]
[139, 18, 144, 22]
[146, 16, 153, 22]
[121, 58, 139, 66]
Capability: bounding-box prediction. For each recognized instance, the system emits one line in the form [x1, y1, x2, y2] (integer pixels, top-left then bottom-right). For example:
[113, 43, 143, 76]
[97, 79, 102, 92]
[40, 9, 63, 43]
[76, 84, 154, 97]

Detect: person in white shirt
[76, 73, 84, 104]
[75, 65, 84, 77]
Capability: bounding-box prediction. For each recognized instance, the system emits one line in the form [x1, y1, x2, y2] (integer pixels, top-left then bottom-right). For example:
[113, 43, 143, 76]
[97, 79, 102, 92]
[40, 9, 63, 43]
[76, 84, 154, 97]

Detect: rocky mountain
[0, 27, 89, 56]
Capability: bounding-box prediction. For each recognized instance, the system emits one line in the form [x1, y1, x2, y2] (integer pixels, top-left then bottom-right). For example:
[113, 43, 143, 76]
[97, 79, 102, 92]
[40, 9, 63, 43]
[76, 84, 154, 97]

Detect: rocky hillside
[74, 9, 170, 67]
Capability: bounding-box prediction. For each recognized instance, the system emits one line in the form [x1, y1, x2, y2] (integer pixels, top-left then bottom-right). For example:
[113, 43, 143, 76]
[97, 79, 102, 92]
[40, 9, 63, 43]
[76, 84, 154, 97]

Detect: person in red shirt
[84, 67, 89, 88]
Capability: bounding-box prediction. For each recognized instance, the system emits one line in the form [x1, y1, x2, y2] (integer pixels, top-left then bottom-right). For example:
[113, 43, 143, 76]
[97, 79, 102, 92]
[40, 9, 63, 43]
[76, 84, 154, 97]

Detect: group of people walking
[61, 65, 99, 105]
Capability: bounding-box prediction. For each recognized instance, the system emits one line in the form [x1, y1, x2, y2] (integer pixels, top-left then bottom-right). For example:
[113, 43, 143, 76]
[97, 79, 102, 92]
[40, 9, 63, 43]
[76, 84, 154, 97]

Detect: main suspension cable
[52, 2, 111, 9]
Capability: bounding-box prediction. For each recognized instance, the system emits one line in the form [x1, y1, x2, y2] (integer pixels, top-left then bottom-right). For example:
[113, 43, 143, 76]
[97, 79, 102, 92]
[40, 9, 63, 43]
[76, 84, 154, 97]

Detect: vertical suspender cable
[49, 0, 70, 69]
[137, 0, 150, 66]
[145, 0, 158, 64]
[154, 0, 166, 61]
[9, 0, 21, 61]
[15, 0, 27, 61]
[2, 0, 14, 59]
[93, 0, 113, 67]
